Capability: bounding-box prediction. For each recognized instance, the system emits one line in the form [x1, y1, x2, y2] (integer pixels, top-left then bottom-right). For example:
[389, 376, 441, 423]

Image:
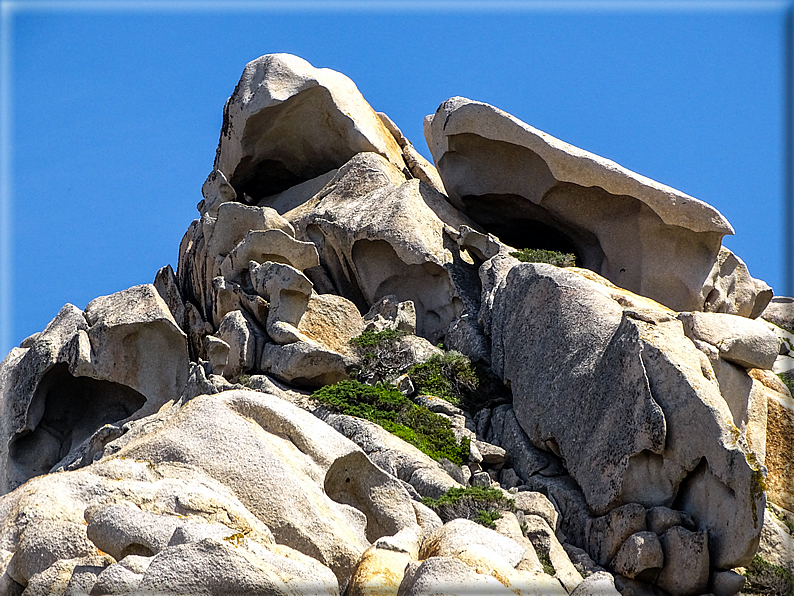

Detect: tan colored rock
[220, 229, 319, 285]
[427, 96, 768, 315]
[679, 311, 780, 370]
[249, 260, 314, 345]
[297, 293, 366, 354]
[216, 309, 267, 380]
[347, 545, 412, 596]
[0, 285, 190, 493]
[259, 340, 352, 388]
[210, 53, 406, 209]
[397, 556, 516, 595]
[376, 110, 446, 195]
[761, 296, 794, 334]
[513, 491, 559, 531]
[420, 518, 526, 567]
[764, 380, 794, 511]
[702, 246, 773, 318]
[522, 514, 583, 592]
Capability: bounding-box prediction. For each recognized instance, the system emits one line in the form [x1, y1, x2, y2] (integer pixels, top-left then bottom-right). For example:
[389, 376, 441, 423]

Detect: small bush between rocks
[311, 380, 470, 465]
[349, 329, 407, 348]
[348, 329, 413, 384]
[421, 486, 515, 525]
[778, 373, 794, 397]
[474, 509, 502, 529]
[408, 352, 509, 414]
[510, 247, 576, 267]
[743, 554, 794, 596]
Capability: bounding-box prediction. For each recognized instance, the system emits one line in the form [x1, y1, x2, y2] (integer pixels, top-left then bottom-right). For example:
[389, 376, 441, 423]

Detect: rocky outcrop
[0, 285, 189, 493]
[426, 96, 771, 315]
[486, 262, 767, 570]
[0, 53, 786, 596]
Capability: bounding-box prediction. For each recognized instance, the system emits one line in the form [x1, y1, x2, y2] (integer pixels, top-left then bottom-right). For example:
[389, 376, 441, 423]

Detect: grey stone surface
[488, 262, 765, 568]
[656, 526, 709, 596]
[679, 311, 780, 370]
[569, 571, 621, 596]
[586, 504, 647, 568]
[610, 531, 663, 580]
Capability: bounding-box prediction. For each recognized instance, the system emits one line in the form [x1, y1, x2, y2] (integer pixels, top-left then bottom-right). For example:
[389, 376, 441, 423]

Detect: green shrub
[348, 329, 413, 384]
[311, 380, 470, 465]
[408, 352, 508, 414]
[422, 486, 515, 524]
[349, 329, 407, 348]
[743, 554, 794, 596]
[537, 550, 556, 576]
[474, 509, 502, 529]
[510, 248, 576, 267]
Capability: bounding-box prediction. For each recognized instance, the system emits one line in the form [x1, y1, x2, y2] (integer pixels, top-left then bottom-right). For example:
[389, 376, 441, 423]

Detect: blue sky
[1, 0, 791, 356]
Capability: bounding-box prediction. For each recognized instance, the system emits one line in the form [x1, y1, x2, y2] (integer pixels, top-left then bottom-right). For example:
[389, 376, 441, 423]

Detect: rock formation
[0, 53, 791, 596]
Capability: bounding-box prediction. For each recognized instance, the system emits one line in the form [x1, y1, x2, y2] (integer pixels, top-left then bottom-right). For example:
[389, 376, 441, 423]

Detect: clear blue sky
[1, 0, 791, 357]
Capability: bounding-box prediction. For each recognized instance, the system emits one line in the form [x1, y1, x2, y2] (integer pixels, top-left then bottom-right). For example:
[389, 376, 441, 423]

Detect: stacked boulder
[0, 53, 791, 596]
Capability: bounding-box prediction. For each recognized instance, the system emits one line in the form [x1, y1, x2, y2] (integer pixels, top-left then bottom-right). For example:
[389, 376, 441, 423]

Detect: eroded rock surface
[426, 96, 769, 315]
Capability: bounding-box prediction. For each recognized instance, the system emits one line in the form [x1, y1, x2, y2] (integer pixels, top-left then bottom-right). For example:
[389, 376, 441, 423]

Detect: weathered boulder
[208, 53, 407, 211]
[487, 262, 765, 568]
[569, 570, 622, 596]
[522, 513, 584, 591]
[216, 308, 267, 380]
[679, 311, 780, 370]
[610, 531, 663, 580]
[426, 96, 768, 315]
[288, 152, 481, 344]
[762, 295, 794, 334]
[135, 537, 340, 595]
[397, 556, 515, 596]
[259, 340, 352, 388]
[702, 246, 773, 318]
[512, 491, 560, 531]
[0, 284, 189, 493]
[420, 518, 526, 566]
[585, 503, 647, 568]
[656, 526, 710, 596]
[0, 389, 428, 592]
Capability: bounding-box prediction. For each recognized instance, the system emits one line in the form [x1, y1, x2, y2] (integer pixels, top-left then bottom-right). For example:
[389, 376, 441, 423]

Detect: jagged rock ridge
[0, 53, 792, 596]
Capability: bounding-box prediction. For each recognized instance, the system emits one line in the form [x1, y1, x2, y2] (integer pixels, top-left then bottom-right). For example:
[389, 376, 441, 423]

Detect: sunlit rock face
[425, 96, 771, 316]
[0, 53, 789, 596]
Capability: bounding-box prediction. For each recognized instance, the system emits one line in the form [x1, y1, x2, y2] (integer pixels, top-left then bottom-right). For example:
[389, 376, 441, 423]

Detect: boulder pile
[1, 53, 792, 596]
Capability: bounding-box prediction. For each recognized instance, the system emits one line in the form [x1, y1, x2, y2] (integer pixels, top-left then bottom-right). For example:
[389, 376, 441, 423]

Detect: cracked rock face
[486, 262, 766, 568]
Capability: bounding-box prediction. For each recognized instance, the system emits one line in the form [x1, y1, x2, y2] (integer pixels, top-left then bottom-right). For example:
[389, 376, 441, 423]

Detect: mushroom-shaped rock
[210, 53, 407, 208]
[426, 96, 768, 315]
[250, 260, 315, 345]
